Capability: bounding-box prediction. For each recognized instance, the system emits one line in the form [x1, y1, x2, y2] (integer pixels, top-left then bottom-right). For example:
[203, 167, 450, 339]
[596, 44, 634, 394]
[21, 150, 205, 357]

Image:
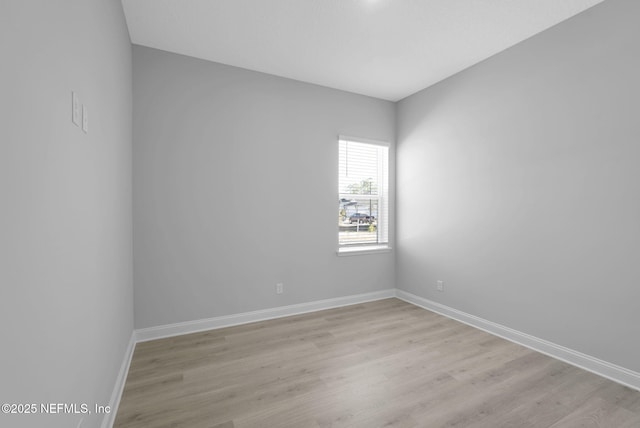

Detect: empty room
[2, 0, 639, 427]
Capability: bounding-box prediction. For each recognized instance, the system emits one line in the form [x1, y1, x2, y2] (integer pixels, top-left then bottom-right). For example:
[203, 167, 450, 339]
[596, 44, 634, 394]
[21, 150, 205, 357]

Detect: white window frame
[337, 135, 391, 256]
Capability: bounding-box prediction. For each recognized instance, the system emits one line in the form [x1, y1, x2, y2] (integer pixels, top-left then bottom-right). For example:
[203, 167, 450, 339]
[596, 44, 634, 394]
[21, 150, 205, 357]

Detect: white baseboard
[101, 331, 137, 428]
[396, 289, 640, 392]
[135, 289, 396, 342]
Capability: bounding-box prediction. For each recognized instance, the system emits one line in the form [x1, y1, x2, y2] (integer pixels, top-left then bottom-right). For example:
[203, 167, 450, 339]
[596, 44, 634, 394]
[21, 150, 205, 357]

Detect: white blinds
[338, 137, 389, 247]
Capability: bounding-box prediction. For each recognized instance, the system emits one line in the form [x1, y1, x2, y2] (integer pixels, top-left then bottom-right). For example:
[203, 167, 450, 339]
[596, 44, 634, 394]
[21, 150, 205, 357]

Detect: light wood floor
[114, 298, 640, 427]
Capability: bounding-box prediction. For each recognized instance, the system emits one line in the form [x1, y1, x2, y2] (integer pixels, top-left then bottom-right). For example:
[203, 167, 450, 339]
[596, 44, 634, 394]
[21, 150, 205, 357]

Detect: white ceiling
[122, 0, 605, 102]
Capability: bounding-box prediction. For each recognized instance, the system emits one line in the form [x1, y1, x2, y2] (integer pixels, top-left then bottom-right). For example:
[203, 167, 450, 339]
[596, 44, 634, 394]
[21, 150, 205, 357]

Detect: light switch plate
[82, 104, 88, 133]
[72, 92, 80, 126]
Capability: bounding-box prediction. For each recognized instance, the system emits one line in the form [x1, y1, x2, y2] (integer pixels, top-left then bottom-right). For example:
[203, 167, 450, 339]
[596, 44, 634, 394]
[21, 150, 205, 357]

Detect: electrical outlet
[437, 280, 444, 292]
[276, 283, 284, 294]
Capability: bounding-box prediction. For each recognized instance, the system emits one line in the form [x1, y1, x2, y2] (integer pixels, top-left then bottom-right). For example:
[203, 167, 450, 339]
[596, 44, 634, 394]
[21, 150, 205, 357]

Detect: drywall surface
[133, 46, 396, 328]
[397, 0, 640, 372]
[0, 1, 133, 427]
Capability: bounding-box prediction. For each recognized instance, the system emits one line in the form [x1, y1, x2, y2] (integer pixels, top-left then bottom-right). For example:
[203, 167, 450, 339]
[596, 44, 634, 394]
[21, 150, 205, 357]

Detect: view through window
[338, 137, 389, 250]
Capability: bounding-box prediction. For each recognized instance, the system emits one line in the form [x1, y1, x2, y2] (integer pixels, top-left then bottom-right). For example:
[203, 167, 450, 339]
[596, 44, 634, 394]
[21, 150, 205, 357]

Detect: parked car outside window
[349, 213, 374, 224]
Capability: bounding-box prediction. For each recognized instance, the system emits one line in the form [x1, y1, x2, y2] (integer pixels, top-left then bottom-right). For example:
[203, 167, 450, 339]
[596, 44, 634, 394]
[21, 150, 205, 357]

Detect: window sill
[337, 245, 392, 256]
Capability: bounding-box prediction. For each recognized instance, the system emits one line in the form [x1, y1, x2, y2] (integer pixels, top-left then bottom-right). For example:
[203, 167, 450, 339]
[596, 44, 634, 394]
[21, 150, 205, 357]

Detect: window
[338, 136, 389, 254]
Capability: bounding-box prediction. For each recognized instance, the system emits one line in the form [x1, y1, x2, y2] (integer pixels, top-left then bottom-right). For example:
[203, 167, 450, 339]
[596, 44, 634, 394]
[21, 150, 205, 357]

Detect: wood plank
[114, 298, 640, 427]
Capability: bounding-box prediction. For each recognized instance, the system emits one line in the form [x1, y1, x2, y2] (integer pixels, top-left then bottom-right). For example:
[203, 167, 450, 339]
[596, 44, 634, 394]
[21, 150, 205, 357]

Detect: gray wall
[0, 1, 133, 427]
[397, 0, 640, 372]
[133, 46, 396, 329]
